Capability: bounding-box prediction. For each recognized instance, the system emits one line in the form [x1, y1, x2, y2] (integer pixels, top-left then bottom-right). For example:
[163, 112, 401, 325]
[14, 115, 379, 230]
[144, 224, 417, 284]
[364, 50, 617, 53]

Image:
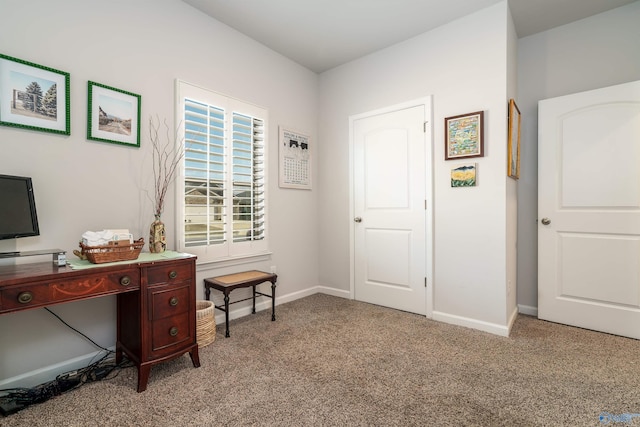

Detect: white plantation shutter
[177, 81, 268, 262]
[184, 100, 226, 247]
[232, 113, 265, 243]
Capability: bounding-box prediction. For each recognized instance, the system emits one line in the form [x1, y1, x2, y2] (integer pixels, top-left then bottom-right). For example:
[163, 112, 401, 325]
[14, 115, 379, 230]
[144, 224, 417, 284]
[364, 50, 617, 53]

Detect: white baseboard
[432, 311, 511, 337]
[216, 285, 350, 324]
[11, 288, 532, 388]
[315, 286, 350, 299]
[1, 286, 338, 390]
[0, 347, 115, 390]
[518, 304, 538, 317]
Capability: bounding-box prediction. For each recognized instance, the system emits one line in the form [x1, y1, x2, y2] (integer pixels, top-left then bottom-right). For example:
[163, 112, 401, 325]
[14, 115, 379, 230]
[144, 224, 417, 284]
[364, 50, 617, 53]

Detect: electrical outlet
[270, 265, 277, 274]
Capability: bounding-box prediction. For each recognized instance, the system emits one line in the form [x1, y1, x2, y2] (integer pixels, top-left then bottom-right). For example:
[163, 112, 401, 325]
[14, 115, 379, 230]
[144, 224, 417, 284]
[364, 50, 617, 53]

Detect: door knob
[541, 218, 551, 225]
[354, 217, 362, 223]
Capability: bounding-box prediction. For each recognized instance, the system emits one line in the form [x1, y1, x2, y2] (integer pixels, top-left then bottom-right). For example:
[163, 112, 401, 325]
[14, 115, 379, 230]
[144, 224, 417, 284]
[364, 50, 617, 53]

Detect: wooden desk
[204, 270, 277, 338]
[0, 254, 200, 392]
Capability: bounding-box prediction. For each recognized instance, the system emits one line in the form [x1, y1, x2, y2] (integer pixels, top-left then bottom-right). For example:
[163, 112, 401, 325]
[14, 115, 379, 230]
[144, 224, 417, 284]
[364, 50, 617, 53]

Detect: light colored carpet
[2, 293, 639, 426]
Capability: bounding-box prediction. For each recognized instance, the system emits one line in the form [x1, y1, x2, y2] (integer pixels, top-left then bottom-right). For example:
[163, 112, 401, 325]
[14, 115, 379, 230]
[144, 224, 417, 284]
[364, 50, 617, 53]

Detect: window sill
[194, 250, 273, 272]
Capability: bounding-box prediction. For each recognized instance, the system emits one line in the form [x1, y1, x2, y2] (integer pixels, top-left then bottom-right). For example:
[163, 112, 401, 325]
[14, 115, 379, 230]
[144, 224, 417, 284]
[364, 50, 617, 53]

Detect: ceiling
[182, 0, 636, 73]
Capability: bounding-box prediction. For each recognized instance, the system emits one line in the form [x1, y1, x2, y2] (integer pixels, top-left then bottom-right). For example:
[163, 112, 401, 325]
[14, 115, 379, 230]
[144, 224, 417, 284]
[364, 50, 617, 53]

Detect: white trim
[316, 286, 351, 299]
[217, 289, 518, 338]
[211, 286, 351, 325]
[195, 251, 273, 271]
[0, 348, 115, 390]
[432, 311, 511, 337]
[3, 287, 348, 390]
[518, 304, 538, 317]
[7, 288, 526, 388]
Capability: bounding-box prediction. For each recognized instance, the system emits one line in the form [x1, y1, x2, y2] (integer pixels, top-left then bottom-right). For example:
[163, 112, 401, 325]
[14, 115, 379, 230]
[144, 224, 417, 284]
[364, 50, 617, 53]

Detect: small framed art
[0, 53, 70, 135]
[87, 81, 141, 147]
[444, 110, 484, 160]
[507, 99, 521, 179]
[451, 163, 477, 187]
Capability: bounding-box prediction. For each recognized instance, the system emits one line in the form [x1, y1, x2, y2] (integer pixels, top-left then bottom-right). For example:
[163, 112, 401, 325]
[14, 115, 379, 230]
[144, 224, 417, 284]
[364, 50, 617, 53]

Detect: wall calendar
[279, 126, 311, 190]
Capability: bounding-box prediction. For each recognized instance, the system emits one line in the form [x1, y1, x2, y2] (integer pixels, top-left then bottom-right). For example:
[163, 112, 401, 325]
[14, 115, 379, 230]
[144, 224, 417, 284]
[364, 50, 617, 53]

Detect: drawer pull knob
[169, 297, 179, 306]
[169, 270, 178, 279]
[169, 327, 179, 337]
[120, 276, 132, 286]
[18, 292, 33, 304]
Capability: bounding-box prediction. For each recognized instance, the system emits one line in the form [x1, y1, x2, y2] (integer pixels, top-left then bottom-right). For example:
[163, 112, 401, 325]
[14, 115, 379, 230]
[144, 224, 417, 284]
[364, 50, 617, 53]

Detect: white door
[538, 80, 640, 339]
[351, 100, 432, 316]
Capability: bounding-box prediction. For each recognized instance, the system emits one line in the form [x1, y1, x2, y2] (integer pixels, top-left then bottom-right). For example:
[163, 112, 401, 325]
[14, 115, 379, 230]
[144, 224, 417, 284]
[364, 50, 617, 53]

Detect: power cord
[1, 352, 134, 416]
[1, 308, 135, 416]
[44, 307, 112, 353]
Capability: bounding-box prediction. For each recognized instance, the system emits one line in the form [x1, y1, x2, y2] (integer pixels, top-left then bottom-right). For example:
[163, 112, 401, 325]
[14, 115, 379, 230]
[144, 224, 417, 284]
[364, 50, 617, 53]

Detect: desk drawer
[149, 283, 191, 320]
[151, 312, 192, 354]
[1, 269, 140, 311]
[147, 262, 192, 285]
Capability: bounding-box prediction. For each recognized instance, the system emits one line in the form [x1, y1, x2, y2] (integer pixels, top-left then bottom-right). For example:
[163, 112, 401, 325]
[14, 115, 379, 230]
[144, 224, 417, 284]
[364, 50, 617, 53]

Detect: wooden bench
[204, 270, 277, 338]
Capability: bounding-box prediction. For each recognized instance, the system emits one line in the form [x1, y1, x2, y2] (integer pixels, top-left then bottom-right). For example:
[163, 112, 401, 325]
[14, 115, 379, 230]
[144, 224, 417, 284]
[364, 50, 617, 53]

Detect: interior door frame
[348, 97, 434, 318]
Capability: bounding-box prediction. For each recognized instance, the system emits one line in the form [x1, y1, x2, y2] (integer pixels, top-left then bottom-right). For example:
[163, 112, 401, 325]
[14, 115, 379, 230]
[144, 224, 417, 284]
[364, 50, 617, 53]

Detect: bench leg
[271, 281, 276, 321]
[252, 284, 257, 314]
[224, 293, 231, 338]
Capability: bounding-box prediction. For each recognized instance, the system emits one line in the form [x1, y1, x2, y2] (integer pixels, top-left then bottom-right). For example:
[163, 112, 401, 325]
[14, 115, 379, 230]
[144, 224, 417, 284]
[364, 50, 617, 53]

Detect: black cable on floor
[1, 309, 135, 416]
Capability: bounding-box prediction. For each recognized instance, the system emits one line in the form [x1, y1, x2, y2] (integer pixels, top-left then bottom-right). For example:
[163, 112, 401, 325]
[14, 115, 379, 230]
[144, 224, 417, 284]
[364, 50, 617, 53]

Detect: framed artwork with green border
[0, 53, 70, 135]
[87, 81, 141, 147]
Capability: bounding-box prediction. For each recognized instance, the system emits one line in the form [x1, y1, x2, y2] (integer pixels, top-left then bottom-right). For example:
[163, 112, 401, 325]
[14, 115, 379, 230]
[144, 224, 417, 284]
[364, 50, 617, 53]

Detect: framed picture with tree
[0, 53, 70, 135]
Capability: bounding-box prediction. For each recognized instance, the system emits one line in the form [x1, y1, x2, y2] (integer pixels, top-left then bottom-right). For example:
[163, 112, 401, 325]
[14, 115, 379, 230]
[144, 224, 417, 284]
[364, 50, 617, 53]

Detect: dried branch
[149, 115, 184, 217]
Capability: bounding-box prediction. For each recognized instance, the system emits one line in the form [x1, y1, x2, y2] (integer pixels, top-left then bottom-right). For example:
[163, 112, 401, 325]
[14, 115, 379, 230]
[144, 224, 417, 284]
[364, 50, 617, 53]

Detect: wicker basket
[79, 238, 144, 264]
[196, 300, 216, 347]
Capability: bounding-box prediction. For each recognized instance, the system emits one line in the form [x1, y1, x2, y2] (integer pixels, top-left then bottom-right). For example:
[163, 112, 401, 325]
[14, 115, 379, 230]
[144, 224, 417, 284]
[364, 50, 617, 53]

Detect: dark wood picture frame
[444, 110, 484, 160]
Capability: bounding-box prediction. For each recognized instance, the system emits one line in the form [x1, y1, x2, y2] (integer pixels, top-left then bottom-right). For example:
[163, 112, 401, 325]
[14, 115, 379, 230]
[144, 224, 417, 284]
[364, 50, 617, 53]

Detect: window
[176, 81, 268, 263]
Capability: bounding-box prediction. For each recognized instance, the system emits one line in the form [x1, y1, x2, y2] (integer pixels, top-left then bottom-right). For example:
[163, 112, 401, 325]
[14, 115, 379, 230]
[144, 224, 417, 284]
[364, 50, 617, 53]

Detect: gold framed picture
[508, 99, 521, 179]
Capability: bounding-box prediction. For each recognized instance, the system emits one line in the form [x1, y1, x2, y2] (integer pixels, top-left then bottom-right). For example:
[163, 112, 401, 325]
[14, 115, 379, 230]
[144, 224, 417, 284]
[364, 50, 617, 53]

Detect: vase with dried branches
[148, 116, 184, 253]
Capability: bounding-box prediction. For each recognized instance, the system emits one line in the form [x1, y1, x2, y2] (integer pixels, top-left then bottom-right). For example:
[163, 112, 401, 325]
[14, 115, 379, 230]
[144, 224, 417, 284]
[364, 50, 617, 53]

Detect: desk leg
[224, 292, 231, 338]
[189, 345, 201, 368]
[115, 343, 123, 364]
[137, 364, 151, 393]
[205, 285, 211, 301]
[271, 281, 276, 321]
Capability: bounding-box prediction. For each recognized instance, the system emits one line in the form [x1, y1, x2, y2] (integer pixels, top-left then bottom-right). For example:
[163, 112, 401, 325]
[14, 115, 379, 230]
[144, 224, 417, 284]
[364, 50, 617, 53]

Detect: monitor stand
[0, 249, 67, 266]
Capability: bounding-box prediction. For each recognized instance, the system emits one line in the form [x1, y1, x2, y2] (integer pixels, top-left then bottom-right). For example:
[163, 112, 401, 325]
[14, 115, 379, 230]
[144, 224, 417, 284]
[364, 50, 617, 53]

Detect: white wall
[516, 1, 640, 314]
[505, 4, 518, 325]
[6, 0, 631, 388]
[318, 2, 514, 334]
[0, 0, 319, 385]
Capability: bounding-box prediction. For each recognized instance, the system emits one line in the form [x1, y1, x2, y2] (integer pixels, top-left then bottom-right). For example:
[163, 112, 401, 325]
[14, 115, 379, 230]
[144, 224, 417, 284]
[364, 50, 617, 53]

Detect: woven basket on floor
[196, 300, 216, 347]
